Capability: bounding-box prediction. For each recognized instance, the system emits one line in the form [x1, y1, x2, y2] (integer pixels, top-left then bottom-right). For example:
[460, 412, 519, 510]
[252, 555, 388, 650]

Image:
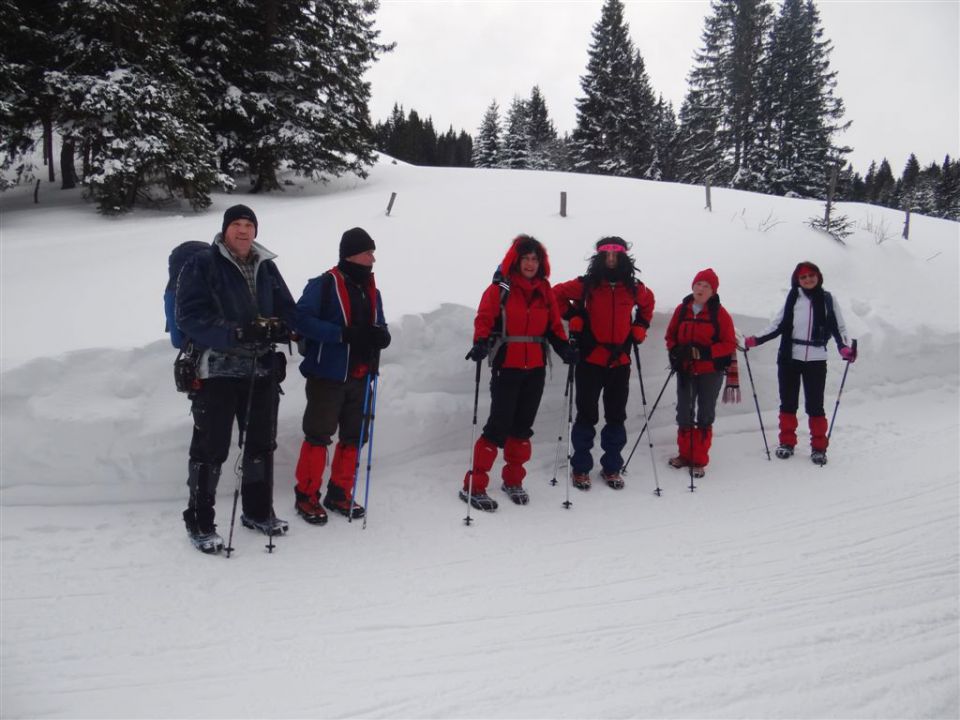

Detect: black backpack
[164, 241, 209, 349]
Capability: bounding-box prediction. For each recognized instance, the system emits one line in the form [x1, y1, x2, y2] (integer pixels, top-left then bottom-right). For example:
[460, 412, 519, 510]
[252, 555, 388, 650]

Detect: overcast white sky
[366, 0, 959, 175]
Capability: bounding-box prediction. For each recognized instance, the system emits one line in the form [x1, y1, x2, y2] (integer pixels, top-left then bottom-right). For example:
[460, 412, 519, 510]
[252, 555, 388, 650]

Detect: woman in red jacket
[664, 268, 737, 478]
[462, 235, 576, 511]
[553, 236, 655, 490]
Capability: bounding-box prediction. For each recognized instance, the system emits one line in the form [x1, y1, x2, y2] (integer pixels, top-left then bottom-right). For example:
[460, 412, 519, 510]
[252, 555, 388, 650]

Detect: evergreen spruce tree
[936, 155, 960, 220]
[674, 7, 729, 184]
[676, 0, 773, 189]
[871, 158, 896, 207]
[758, 0, 849, 197]
[526, 86, 558, 171]
[646, 95, 677, 181]
[501, 96, 529, 169]
[572, 0, 654, 177]
[49, 0, 222, 212]
[473, 100, 501, 168]
[228, 0, 390, 192]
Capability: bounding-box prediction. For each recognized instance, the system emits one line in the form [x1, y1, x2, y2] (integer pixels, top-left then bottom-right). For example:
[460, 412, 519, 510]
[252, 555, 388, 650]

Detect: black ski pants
[571, 362, 631, 474]
[778, 359, 827, 417]
[301, 375, 369, 447]
[187, 375, 279, 520]
[482, 366, 546, 447]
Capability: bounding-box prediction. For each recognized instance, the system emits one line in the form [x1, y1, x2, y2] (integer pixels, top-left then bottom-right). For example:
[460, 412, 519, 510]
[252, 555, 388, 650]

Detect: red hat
[692, 268, 719, 293]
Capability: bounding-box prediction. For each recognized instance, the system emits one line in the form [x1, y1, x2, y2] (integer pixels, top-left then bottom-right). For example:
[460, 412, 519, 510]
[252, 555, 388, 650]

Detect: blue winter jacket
[175, 237, 296, 378]
[296, 267, 387, 382]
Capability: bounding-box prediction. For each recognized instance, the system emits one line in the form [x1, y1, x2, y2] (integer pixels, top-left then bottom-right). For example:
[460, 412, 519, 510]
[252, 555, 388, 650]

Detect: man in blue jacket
[175, 204, 296, 553]
[293, 227, 390, 523]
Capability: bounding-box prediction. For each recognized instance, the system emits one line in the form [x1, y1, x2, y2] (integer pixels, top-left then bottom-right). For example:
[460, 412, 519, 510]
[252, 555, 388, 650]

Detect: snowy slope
[1, 158, 958, 719]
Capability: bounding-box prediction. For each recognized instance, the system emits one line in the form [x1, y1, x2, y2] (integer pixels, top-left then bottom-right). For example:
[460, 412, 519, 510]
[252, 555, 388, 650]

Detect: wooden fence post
[704, 182, 712, 212]
[385, 192, 397, 216]
[560, 191, 567, 217]
[902, 208, 911, 239]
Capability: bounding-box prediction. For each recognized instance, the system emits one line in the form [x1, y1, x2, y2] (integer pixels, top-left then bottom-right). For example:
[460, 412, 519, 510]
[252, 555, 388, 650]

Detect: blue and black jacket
[296, 266, 388, 382]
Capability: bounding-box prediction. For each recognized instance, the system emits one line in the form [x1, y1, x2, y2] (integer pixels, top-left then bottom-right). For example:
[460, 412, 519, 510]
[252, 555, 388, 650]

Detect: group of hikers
[171, 205, 857, 554]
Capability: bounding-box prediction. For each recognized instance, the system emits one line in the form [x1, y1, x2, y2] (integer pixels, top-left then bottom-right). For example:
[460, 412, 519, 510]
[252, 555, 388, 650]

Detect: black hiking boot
[501, 484, 530, 505]
[459, 489, 498, 512]
[323, 485, 365, 519]
[571, 472, 591, 490]
[811, 450, 828, 466]
[775, 444, 795, 459]
[600, 469, 624, 490]
[295, 490, 328, 525]
[240, 512, 289, 536]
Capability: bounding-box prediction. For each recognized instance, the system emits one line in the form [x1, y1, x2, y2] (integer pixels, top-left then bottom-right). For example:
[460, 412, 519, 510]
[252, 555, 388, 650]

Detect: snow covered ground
[1, 157, 958, 718]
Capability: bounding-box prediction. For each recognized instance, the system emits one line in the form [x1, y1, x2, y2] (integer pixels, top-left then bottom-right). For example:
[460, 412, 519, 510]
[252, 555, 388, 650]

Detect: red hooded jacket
[664, 294, 737, 375]
[473, 238, 568, 370]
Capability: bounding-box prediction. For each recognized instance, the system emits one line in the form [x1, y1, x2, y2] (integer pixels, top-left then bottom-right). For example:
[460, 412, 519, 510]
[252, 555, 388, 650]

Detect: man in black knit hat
[292, 227, 391, 523]
[175, 204, 296, 553]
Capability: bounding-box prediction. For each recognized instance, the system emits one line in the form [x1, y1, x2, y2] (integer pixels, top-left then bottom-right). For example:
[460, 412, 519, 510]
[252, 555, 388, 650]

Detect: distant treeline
[373, 0, 958, 221]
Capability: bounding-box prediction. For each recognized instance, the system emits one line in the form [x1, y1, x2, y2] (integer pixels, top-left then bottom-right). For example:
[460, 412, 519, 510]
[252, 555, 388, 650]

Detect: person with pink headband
[553, 236, 655, 490]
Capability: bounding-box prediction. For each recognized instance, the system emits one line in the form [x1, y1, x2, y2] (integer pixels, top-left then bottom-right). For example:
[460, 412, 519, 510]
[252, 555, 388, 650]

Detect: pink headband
[597, 244, 626, 253]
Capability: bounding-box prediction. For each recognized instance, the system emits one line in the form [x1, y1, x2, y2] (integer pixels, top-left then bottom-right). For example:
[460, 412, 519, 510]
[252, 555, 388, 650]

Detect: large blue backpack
[164, 241, 209, 349]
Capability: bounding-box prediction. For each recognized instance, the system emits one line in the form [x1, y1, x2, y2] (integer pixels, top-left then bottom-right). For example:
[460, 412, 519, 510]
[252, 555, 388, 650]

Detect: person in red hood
[664, 268, 737, 478]
[743, 261, 853, 466]
[462, 235, 577, 511]
[553, 236, 655, 490]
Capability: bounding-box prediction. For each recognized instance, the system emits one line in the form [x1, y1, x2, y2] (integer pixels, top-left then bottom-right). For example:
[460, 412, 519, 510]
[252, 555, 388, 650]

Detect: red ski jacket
[553, 277, 655, 368]
[664, 294, 737, 375]
[473, 240, 567, 370]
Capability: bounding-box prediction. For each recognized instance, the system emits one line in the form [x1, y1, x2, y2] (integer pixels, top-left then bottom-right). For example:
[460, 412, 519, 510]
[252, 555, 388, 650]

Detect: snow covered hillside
[1, 158, 958, 718]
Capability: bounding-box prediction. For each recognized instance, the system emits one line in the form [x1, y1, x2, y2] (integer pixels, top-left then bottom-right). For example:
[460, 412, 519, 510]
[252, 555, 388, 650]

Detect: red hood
[500, 235, 551, 281]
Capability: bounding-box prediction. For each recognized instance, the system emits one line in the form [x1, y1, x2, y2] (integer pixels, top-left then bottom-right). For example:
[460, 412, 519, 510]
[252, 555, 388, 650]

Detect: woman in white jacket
[744, 261, 856, 465]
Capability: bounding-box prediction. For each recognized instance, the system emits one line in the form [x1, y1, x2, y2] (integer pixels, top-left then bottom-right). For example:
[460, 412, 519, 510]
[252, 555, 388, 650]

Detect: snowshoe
[322, 493, 365, 519]
[459, 489, 498, 512]
[691, 466, 706, 479]
[811, 451, 828, 466]
[189, 529, 224, 554]
[667, 456, 689, 469]
[501, 484, 530, 505]
[241, 513, 289, 536]
[775, 444, 795, 459]
[295, 491, 328, 526]
[600, 470, 624, 490]
[571, 472, 592, 491]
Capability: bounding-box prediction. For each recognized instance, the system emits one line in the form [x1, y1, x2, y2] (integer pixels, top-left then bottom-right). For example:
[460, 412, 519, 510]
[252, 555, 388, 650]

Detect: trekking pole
[741, 348, 771, 461]
[621, 370, 675, 475]
[464, 359, 482, 526]
[225, 351, 260, 559]
[687, 377, 696, 492]
[826, 339, 857, 464]
[633, 345, 662, 496]
[550, 363, 575, 486]
[349, 371, 374, 525]
[360, 373, 380, 529]
[562, 363, 575, 510]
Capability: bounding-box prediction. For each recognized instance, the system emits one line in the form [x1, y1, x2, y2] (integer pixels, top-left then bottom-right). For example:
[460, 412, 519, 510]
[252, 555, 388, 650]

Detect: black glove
[669, 345, 689, 371]
[560, 343, 579, 365]
[369, 325, 391, 350]
[263, 318, 291, 343]
[236, 320, 270, 345]
[465, 338, 490, 362]
[341, 325, 372, 346]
